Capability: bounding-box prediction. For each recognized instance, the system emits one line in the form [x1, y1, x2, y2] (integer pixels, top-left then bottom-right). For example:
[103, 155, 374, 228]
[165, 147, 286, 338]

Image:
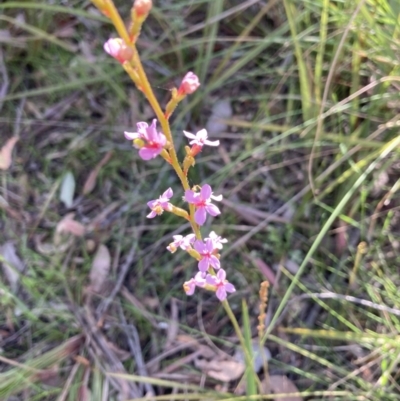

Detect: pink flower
[133, 0, 152, 16]
[124, 119, 167, 160]
[167, 234, 196, 253]
[104, 38, 133, 63]
[184, 184, 222, 225]
[194, 238, 220, 272]
[183, 272, 206, 296]
[205, 231, 227, 250]
[178, 72, 200, 95]
[206, 269, 236, 301]
[183, 129, 219, 148]
[147, 188, 173, 218]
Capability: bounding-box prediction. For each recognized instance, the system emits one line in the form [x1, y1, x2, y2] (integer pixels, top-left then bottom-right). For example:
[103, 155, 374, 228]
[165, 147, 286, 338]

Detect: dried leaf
[60, 171, 75, 208]
[269, 375, 303, 401]
[165, 298, 179, 349]
[56, 213, 85, 237]
[0, 136, 19, 170]
[89, 244, 111, 293]
[253, 257, 276, 285]
[82, 151, 113, 195]
[0, 241, 24, 292]
[195, 358, 245, 382]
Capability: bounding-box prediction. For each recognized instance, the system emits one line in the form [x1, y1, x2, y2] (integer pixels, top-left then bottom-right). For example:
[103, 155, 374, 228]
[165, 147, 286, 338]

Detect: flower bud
[178, 72, 200, 95]
[103, 38, 133, 64]
[133, 0, 152, 16]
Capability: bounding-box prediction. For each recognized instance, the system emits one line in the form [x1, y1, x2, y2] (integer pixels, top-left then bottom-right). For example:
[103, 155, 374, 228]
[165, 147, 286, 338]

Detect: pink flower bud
[133, 0, 152, 16]
[178, 72, 200, 95]
[103, 38, 133, 64]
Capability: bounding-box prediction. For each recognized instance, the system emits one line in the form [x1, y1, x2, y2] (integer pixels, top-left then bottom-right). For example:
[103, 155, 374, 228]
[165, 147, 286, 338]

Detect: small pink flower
[194, 238, 220, 272]
[133, 0, 152, 16]
[124, 119, 167, 160]
[184, 271, 206, 296]
[183, 128, 219, 149]
[206, 269, 236, 301]
[104, 38, 133, 63]
[178, 72, 200, 95]
[147, 188, 173, 218]
[205, 231, 227, 250]
[167, 234, 196, 253]
[184, 184, 222, 225]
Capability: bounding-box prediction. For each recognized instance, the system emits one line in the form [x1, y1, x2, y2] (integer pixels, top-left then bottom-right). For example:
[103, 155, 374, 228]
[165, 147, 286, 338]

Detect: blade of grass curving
[314, 0, 329, 104]
[262, 134, 400, 341]
[1, 72, 123, 102]
[241, 299, 258, 398]
[211, 0, 280, 81]
[282, 328, 400, 347]
[0, 15, 76, 52]
[282, 0, 313, 122]
[197, 0, 223, 84]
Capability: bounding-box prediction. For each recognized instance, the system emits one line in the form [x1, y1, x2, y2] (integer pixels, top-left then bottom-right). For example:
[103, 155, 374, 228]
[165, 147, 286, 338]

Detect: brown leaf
[56, 213, 85, 237]
[195, 358, 245, 382]
[253, 257, 276, 285]
[268, 375, 303, 401]
[0, 136, 18, 170]
[89, 244, 111, 293]
[82, 151, 113, 195]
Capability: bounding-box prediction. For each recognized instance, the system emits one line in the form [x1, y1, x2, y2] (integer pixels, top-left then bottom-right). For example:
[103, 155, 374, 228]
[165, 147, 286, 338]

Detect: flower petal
[210, 193, 223, 201]
[139, 147, 159, 160]
[217, 269, 226, 281]
[198, 258, 209, 272]
[204, 139, 220, 146]
[146, 211, 157, 218]
[216, 287, 227, 301]
[124, 131, 140, 140]
[183, 130, 196, 140]
[206, 274, 218, 286]
[209, 255, 220, 270]
[193, 239, 204, 253]
[195, 208, 207, 225]
[146, 119, 158, 141]
[162, 187, 173, 199]
[205, 203, 221, 217]
[184, 190, 198, 204]
[200, 184, 212, 200]
[224, 283, 236, 293]
[184, 279, 196, 295]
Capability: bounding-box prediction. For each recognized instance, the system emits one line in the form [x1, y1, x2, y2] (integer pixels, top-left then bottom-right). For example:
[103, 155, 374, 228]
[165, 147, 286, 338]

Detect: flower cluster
[100, 2, 235, 301]
[169, 232, 235, 301]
